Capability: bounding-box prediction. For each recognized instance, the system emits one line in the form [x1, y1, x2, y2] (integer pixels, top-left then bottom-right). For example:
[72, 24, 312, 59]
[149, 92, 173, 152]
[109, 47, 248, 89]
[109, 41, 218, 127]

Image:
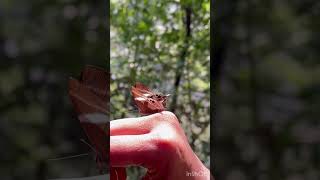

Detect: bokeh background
[110, 0, 210, 179]
[0, 0, 108, 179]
[3, 0, 317, 179]
[213, 0, 320, 179]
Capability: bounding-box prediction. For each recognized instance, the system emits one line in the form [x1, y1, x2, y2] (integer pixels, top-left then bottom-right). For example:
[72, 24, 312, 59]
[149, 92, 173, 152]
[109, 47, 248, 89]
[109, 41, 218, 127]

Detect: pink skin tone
[110, 111, 212, 180]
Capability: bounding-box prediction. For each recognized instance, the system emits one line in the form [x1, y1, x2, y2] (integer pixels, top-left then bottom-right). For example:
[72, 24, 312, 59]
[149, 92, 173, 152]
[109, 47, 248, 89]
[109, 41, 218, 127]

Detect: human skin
[110, 111, 212, 180]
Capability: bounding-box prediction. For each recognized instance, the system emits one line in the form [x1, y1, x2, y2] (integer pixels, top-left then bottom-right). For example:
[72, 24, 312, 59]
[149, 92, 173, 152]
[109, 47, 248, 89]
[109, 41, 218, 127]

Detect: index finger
[110, 113, 161, 136]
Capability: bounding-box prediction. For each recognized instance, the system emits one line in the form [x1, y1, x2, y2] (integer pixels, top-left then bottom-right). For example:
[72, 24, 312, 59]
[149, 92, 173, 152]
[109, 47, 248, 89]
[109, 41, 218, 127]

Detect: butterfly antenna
[80, 139, 97, 153]
[47, 153, 89, 161]
[80, 139, 103, 159]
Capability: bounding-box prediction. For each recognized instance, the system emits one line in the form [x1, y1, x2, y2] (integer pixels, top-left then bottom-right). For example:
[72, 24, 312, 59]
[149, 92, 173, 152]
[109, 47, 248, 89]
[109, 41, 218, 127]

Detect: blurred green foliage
[110, 0, 210, 179]
[214, 0, 320, 179]
[0, 0, 107, 179]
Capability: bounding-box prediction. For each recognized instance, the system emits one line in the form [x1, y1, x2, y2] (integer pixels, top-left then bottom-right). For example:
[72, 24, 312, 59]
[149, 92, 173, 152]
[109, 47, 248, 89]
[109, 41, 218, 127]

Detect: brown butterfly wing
[80, 122, 109, 173]
[69, 78, 108, 115]
[81, 65, 109, 100]
[131, 83, 153, 98]
[133, 82, 151, 92]
[69, 66, 109, 174]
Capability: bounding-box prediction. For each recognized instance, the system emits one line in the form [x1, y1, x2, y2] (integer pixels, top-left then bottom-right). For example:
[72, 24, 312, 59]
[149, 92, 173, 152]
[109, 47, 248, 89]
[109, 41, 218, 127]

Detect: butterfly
[131, 82, 170, 115]
[68, 65, 109, 174]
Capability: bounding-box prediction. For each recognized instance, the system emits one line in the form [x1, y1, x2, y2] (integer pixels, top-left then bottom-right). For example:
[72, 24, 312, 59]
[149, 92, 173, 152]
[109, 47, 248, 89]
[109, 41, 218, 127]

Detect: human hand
[110, 111, 212, 180]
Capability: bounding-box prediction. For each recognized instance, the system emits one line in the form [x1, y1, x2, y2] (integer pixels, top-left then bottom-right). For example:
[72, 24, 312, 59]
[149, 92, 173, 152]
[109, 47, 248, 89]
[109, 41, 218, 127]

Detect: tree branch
[170, 7, 192, 113]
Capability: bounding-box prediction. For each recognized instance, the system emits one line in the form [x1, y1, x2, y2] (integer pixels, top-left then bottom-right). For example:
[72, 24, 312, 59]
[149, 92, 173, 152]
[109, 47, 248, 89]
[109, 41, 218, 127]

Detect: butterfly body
[131, 83, 169, 115]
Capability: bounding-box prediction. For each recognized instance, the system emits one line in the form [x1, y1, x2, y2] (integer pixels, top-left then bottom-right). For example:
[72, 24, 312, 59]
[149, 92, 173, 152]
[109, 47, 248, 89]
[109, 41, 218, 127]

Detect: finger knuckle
[154, 133, 178, 154]
[156, 111, 179, 126]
